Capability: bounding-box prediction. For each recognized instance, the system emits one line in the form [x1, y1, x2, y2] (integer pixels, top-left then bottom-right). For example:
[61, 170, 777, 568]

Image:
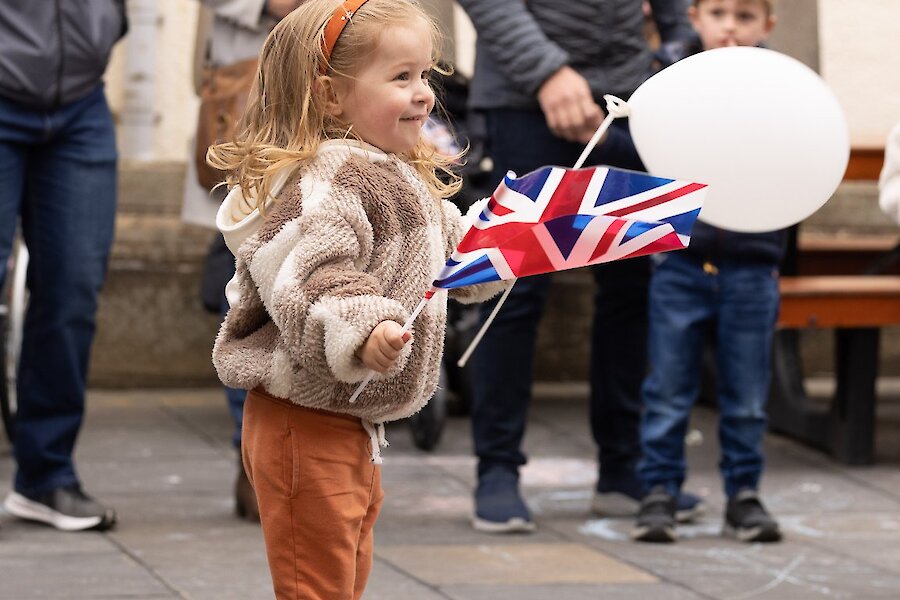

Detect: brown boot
[234, 457, 260, 522]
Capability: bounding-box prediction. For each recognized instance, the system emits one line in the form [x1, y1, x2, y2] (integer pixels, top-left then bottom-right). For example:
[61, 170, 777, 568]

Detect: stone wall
[89, 162, 220, 387]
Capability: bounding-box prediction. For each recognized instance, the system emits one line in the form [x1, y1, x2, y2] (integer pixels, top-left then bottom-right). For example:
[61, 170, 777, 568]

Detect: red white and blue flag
[432, 165, 707, 291]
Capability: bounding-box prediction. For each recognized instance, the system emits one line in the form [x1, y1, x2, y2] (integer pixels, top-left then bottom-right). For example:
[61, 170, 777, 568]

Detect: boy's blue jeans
[638, 252, 779, 499]
[0, 85, 117, 497]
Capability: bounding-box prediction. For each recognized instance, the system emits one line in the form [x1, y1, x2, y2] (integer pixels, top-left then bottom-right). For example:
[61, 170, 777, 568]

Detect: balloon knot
[604, 95, 631, 118]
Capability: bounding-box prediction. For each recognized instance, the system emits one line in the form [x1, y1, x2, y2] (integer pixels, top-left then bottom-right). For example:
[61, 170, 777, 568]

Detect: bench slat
[778, 276, 900, 328]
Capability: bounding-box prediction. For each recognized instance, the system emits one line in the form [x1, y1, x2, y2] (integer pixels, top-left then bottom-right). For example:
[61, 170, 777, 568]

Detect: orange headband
[320, 0, 371, 74]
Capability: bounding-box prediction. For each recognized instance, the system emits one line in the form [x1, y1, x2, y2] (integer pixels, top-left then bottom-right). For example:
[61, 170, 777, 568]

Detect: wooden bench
[795, 234, 900, 276]
[770, 275, 900, 464]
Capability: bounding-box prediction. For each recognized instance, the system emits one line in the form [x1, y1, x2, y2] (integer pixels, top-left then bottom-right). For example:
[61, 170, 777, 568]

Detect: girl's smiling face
[329, 18, 435, 154]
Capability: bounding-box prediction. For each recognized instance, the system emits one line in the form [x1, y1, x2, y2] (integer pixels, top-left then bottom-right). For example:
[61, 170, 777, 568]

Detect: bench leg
[830, 328, 879, 465]
[769, 330, 829, 449]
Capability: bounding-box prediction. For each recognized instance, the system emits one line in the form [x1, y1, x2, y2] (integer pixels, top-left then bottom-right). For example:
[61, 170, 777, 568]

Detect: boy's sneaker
[593, 487, 706, 523]
[631, 486, 677, 543]
[723, 489, 782, 543]
[472, 466, 535, 533]
[4, 485, 117, 532]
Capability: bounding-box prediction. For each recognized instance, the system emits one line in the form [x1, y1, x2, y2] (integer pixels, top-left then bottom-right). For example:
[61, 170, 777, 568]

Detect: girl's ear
[315, 76, 344, 118]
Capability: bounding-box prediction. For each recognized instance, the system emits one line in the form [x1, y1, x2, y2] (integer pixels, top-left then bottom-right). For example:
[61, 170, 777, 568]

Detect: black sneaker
[4, 485, 117, 532]
[592, 487, 706, 523]
[723, 489, 781, 543]
[632, 486, 677, 543]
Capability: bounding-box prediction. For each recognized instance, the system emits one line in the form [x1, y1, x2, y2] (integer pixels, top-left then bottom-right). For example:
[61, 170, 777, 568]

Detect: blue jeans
[0, 86, 117, 497]
[471, 109, 649, 486]
[638, 252, 779, 499]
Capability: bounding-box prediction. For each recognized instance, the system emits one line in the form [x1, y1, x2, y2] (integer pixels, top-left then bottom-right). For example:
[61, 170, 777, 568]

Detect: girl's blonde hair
[207, 0, 461, 212]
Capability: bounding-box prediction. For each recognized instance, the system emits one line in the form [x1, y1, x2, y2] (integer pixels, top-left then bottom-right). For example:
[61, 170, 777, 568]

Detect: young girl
[208, 1, 504, 598]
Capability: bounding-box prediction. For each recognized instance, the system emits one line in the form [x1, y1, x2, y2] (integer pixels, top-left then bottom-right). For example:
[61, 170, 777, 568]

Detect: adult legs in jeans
[471, 274, 550, 531]
[0, 87, 117, 498]
[590, 256, 649, 494]
[470, 109, 650, 529]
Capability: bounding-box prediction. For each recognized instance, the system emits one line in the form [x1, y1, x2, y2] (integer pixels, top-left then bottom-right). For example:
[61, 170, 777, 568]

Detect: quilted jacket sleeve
[456, 0, 569, 96]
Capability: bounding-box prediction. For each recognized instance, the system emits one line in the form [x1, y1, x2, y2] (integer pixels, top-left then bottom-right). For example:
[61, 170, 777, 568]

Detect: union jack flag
[431, 165, 707, 291]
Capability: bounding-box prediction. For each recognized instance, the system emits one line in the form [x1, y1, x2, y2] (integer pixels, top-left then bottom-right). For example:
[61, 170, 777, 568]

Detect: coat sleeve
[456, 0, 569, 96]
[197, 0, 269, 30]
[880, 122, 900, 225]
[245, 196, 412, 384]
[648, 0, 695, 43]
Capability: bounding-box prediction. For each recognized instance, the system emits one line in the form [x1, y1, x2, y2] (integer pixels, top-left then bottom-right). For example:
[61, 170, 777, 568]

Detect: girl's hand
[359, 321, 412, 374]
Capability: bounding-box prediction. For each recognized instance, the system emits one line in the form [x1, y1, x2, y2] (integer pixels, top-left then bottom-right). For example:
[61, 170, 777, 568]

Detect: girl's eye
[395, 71, 410, 81]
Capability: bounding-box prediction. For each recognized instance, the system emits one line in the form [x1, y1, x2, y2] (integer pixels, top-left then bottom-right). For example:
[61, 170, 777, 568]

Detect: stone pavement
[1, 384, 899, 600]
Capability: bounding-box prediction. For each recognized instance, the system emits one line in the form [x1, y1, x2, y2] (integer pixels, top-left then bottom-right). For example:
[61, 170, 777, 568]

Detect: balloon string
[456, 95, 631, 369]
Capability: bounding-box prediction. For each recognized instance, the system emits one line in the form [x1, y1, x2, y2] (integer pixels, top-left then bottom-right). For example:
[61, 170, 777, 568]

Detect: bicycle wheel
[1, 239, 28, 443]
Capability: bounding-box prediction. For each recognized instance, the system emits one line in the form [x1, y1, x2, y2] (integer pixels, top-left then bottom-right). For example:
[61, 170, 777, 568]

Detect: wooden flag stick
[348, 291, 434, 403]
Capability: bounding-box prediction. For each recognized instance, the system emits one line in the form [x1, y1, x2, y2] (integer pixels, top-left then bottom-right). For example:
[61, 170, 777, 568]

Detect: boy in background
[634, 0, 785, 543]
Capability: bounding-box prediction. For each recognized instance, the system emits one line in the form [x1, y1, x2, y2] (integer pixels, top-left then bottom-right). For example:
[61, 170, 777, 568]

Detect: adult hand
[264, 0, 305, 20]
[359, 321, 412, 374]
[537, 66, 605, 143]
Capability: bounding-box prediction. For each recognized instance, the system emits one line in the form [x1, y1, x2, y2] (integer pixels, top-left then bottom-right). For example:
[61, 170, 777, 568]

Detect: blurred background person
[0, 0, 126, 531]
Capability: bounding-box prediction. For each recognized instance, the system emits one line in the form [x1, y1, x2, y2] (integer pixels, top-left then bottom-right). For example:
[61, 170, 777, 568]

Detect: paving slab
[366, 558, 449, 600]
[442, 583, 706, 600]
[377, 542, 656, 586]
[0, 522, 172, 599]
[1, 386, 899, 599]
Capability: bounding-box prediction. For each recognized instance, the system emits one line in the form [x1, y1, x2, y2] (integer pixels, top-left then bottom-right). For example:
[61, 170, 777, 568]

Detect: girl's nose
[414, 81, 434, 105]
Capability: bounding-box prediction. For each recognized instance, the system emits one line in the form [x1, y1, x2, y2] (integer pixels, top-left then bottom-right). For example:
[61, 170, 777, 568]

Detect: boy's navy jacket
[656, 34, 787, 265]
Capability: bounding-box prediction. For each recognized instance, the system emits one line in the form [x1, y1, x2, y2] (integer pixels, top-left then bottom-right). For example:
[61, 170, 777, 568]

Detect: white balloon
[628, 46, 849, 233]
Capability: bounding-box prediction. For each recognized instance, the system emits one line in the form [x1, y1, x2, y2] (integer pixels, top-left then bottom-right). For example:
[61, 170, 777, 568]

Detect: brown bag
[194, 58, 258, 190]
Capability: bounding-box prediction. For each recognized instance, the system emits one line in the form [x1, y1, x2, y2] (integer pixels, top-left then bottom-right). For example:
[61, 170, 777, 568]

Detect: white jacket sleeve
[879, 122, 900, 225]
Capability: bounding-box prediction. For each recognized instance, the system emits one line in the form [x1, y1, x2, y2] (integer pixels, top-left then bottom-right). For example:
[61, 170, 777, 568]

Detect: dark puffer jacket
[457, 0, 693, 110]
[0, 0, 127, 109]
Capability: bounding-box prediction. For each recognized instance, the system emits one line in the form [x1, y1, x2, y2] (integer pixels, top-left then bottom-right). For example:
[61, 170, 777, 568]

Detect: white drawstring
[362, 419, 388, 464]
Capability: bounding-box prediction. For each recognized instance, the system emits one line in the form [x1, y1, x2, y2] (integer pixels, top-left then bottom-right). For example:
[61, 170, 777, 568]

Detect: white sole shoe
[472, 515, 536, 533]
[4, 492, 104, 531]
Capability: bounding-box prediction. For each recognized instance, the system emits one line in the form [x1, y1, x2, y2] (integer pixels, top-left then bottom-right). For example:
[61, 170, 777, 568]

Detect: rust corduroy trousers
[242, 388, 384, 600]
